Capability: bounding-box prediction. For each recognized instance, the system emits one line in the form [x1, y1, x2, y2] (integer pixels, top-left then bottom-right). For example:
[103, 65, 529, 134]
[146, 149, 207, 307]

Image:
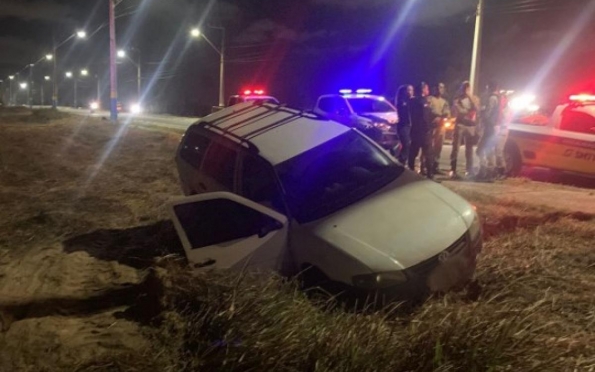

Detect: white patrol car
[227, 89, 279, 107]
[505, 94, 595, 178]
[314, 90, 399, 151]
[172, 102, 482, 296]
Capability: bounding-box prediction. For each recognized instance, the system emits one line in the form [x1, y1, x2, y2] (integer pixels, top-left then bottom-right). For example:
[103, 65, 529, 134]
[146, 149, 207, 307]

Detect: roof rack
[198, 122, 260, 153]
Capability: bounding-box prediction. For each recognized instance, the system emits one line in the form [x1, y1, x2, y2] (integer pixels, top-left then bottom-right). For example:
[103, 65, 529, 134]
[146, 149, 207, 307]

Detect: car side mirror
[258, 220, 283, 238]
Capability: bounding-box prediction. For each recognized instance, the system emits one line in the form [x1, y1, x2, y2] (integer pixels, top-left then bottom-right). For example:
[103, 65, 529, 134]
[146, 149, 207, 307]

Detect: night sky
[1, 0, 594, 115]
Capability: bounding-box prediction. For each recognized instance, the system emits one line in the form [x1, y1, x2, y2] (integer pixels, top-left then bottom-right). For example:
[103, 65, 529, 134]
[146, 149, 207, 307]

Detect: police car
[227, 89, 280, 106]
[314, 89, 399, 150]
[505, 94, 595, 178]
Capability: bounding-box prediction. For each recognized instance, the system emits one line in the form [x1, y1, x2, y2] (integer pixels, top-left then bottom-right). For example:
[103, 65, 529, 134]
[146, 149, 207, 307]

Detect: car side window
[240, 155, 286, 213]
[202, 142, 238, 190]
[173, 199, 281, 249]
[560, 110, 595, 135]
[180, 131, 211, 169]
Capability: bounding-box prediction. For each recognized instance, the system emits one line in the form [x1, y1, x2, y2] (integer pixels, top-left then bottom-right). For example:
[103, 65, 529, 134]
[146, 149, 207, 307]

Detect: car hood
[306, 171, 473, 272]
[358, 111, 398, 125]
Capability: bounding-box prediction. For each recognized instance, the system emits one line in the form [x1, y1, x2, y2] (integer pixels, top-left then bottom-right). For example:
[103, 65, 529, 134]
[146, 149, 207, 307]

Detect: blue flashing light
[339, 89, 353, 94]
[356, 89, 373, 94]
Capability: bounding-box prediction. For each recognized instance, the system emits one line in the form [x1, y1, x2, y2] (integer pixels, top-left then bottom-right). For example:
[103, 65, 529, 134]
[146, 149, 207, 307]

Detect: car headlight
[374, 122, 391, 131]
[352, 271, 407, 289]
[469, 213, 482, 244]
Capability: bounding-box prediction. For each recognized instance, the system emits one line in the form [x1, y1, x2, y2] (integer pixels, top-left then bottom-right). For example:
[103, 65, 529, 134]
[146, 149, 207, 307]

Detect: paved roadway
[54, 106, 594, 188]
[58, 106, 198, 130]
[56, 105, 477, 172]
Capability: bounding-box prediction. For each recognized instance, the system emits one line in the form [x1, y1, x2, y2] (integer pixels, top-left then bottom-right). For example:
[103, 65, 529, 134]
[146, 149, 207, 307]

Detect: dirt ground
[0, 109, 594, 371]
[0, 110, 183, 370]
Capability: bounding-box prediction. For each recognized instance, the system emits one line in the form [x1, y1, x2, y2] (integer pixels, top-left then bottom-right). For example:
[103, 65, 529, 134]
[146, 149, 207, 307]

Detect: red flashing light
[569, 94, 595, 102]
[242, 89, 265, 96]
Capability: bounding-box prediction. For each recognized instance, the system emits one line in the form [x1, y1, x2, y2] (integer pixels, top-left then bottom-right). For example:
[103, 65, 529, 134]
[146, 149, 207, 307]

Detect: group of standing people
[395, 80, 509, 182]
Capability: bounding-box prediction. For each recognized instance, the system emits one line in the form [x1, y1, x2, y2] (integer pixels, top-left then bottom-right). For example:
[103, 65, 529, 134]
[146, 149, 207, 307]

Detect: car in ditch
[171, 102, 482, 296]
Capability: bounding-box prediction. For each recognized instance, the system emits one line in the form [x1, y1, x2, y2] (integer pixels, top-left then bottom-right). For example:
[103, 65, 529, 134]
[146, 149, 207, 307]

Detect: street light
[44, 76, 51, 81]
[20, 83, 28, 89]
[51, 30, 87, 109]
[9, 76, 14, 80]
[65, 71, 73, 78]
[190, 26, 226, 107]
[117, 47, 142, 101]
[81, 69, 88, 76]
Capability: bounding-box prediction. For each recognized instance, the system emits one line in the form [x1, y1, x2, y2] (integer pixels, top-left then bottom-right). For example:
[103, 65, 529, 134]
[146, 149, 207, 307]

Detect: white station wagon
[172, 102, 482, 294]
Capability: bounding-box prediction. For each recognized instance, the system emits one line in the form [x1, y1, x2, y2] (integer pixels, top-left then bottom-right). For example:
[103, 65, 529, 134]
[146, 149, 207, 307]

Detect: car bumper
[378, 133, 399, 149]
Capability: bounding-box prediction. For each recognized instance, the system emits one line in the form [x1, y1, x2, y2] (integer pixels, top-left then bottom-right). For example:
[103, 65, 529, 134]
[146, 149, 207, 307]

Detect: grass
[0, 113, 594, 371]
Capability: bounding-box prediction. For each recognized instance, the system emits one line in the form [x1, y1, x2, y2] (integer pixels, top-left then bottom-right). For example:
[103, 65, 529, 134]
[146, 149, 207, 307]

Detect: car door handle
[198, 182, 207, 191]
[193, 259, 216, 269]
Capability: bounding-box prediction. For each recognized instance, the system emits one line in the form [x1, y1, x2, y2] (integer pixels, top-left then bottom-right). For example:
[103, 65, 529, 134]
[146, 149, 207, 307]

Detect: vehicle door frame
[169, 191, 290, 272]
[235, 150, 299, 275]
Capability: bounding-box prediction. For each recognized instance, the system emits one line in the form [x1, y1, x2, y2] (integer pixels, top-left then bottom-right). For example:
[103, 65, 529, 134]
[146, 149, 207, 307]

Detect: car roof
[193, 102, 350, 165]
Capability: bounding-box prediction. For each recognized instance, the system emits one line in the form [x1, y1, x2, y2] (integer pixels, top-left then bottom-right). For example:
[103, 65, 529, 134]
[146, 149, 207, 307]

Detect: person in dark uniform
[409, 82, 435, 180]
[395, 85, 414, 165]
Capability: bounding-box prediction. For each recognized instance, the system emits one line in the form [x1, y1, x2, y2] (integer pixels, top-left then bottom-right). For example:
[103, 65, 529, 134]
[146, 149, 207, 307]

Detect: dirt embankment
[0, 111, 183, 369]
[0, 109, 594, 371]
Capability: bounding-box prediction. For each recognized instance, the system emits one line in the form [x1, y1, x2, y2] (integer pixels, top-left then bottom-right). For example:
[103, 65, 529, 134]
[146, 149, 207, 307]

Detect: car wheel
[504, 140, 522, 177]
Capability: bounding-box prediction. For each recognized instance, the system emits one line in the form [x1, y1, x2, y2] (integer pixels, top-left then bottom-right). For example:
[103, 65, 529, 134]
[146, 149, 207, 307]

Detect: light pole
[109, 0, 119, 123]
[51, 30, 86, 109]
[8, 75, 14, 105]
[19, 82, 28, 106]
[190, 26, 226, 107]
[117, 48, 142, 102]
[469, 0, 485, 95]
[65, 71, 77, 107]
[41, 76, 51, 106]
[28, 63, 34, 109]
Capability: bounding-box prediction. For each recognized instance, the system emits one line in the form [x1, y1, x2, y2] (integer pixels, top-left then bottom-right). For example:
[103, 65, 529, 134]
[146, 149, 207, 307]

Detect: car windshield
[275, 131, 404, 223]
[347, 97, 395, 114]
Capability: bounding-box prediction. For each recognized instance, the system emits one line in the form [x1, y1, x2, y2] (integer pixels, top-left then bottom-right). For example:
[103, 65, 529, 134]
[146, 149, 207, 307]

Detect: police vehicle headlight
[374, 122, 391, 131]
[352, 271, 407, 289]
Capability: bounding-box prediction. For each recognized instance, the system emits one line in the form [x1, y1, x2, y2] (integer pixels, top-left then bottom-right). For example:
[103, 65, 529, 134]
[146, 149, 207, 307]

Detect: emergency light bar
[242, 89, 265, 96]
[569, 94, 595, 102]
[339, 89, 353, 94]
[356, 89, 372, 94]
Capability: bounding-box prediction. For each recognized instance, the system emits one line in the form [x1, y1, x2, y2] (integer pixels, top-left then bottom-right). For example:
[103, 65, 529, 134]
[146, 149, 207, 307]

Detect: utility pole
[74, 77, 78, 108]
[469, 0, 484, 95]
[218, 27, 225, 107]
[28, 64, 33, 109]
[109, 0, 119, 122]
[137, 50, 142, 101]
[52, 40, 58, 109]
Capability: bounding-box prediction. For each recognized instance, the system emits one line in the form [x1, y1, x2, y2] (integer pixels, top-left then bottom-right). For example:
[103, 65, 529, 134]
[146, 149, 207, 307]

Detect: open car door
[169, 192, 288, 272]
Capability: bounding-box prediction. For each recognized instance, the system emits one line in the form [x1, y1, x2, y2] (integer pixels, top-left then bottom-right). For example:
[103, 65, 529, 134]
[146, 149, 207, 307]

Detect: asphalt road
[58, 106, 198, 130]
[55, 106, 594, 188]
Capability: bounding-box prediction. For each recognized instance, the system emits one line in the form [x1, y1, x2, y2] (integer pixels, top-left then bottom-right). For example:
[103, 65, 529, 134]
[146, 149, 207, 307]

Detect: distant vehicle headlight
[90, 102, 99, 110]
[130, 103, 142, 114]
[352, 271, 407, 289]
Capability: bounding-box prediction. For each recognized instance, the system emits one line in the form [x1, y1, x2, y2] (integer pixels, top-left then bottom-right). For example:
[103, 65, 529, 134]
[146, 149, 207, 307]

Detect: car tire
[504, 140, 522, 177]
